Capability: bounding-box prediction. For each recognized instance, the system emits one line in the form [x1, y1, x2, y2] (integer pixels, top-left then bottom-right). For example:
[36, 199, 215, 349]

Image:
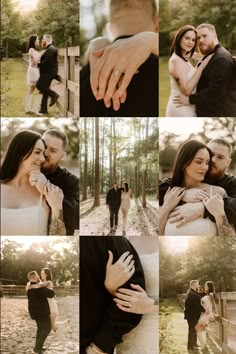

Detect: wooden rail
[177, 292, 236, 354]
[0, 285, 79, 297]
[22, 45, 79, 118]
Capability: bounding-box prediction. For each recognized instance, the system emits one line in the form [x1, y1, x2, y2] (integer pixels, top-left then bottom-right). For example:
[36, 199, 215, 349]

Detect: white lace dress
[166, 63, 197, 117]
[1, 194, 49, 235]
[27, 48, 41, 85]
[197, 294, 216, 348]
[120, 191, 132, 232]
[116, 253, 159, 354]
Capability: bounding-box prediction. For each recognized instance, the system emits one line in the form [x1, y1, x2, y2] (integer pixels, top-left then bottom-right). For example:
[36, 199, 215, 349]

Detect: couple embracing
[25, 34, 59, 115]
[106, 181, 132, 236]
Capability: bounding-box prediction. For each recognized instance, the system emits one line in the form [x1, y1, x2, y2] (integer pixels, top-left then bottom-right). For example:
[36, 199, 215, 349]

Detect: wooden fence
[177, 292, 236, 354]
[22, 45, 79, 118]
[0, 285, 79, 297]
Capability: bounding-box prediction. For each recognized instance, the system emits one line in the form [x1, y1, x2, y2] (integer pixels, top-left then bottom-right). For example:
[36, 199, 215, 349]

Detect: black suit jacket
[106, 187, 122, 209]
[189, 43, 236, 116]
[80, 236, 145, 354]
[46, 166, 79, 235]
[27, 284, 55, 320]
[80, 36, 158, 117]
[184, 288, 205, 322]
[38, 44, 58, 78]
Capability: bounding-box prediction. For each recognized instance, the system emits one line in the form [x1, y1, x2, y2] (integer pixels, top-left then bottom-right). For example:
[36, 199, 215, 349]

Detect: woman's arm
[170, 54, 213, 96]
[159, 187, 185, 235]
[113, 284, 158, 314]
[203, 194, 235, 236]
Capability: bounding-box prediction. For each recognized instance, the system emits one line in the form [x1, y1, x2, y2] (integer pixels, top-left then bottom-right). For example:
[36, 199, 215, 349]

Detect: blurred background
[159, 117, 236, 179]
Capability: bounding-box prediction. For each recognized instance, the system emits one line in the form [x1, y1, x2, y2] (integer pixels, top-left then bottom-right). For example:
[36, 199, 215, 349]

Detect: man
[80, 0, 158, 117]
[29, 129, 79, 235]
[27, 271, 55, 354]
[80, 236, 145, 354]
[184, 280, 205, 351]
[106, 181, 122, 232]
[174, 23, 236, 116]
[159, 138, 236, 231]
[36, 34, 59, 114]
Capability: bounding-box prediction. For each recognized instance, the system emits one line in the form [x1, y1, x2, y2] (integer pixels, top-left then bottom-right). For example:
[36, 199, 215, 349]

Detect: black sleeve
[189, 57, 233, 106]
[43, 288, 55, 298]
[63, 175, 80, 235]
[159, 178, 173, 206]
[93, 238, 145, 353]
[106, 190, 111, 205]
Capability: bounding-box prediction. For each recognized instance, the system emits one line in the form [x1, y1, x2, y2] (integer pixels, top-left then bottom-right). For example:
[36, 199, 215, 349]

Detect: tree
[82, 118, 88, 201]
[142, 118, 149, 207]
[94, 118, 100, 207]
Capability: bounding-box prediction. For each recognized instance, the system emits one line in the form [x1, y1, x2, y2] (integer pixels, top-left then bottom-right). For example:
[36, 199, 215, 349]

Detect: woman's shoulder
[212, 185, 226, 197]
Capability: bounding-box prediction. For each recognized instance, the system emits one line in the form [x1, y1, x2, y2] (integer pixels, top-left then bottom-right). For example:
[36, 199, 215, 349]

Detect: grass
[1, 58, 60, 117]
[160, 298, 189, 354]
[159, 56, 170, 117]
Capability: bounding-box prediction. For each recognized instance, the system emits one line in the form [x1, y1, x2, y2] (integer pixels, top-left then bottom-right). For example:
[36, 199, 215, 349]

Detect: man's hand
[29, 171, 47, 194]
[182, 188, 209, 203]
[168, 202, 204, 227]
[173, 94, 190, 107]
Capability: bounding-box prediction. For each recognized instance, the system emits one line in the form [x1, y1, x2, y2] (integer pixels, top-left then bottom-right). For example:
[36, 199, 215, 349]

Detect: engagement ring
[114, 69, 120, 77]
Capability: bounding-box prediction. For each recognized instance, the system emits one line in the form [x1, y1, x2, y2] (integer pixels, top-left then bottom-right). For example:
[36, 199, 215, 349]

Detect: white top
[1, 194, 49, 235]
[166, 63, 197, 117]
[116, 253, 159, 354]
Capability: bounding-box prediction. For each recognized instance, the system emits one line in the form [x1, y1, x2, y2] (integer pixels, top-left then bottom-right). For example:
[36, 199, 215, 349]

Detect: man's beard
[206, 167, 224, 182]
[41, 160, 58, 175]
[198, 44, 214, 56]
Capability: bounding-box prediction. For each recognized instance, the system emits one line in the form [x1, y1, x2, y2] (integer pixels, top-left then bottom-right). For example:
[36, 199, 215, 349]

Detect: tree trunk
[142, 118, 149, 208]
[91, 118, 95, 197]
[82, 118, 88, 201]
[94, 118, 100, 206]
[112, 118, 116, 182]
[101, 118, 105, 194]
[109, 119, 113, 187]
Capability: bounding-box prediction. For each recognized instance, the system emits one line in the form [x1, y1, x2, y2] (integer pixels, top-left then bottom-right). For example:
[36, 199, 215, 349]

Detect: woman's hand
[44, 181, 64, 218]
[104, 250, 135, 295]
[182, 188, 209, 203]
[163, 187, 185, 213]
[91, 32, 158, 110]
[114, 284, 157, 314]
[198, 53, 214, 70]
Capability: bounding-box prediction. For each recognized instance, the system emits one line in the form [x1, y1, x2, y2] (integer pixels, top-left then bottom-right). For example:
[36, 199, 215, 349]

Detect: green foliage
[1, 238, 79, 285]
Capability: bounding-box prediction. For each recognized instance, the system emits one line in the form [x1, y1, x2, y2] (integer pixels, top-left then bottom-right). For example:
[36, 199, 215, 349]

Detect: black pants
[34, 317, 51, 353]
[109, 206, 119, 228]
[36, 73, 57, 112]
[187, 318, 198, 349]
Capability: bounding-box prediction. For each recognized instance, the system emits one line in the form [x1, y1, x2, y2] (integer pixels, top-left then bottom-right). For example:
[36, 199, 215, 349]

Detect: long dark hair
[172, 140, 212, 187]
[205, 281, 215, 295]
[42, 268, 53, 281]
[170, 25, 197, 60]
[0, 131, 43, 182]
[26, 35, 38, 52]
[123, 182, 129, 192]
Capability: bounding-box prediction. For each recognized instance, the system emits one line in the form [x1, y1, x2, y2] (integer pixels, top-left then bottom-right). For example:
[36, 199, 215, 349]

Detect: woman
[105, 236, 158, 354]
[26, 268, 59, 332]
[0, 131, 65, 235]
[25, 35, 45, 114]
[120, 182, 132, 236]
[159, 140, 235, 236]
[195, 281, 218, 349]
[166, 25, 213, 117]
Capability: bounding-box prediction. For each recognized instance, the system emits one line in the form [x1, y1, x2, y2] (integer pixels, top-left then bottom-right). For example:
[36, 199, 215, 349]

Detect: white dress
[166, 64, 197, 117]
[197, 294, 216, 348]
[1, 194, 49, 235]
[120, 191, 132, 232]
[116, 253, 159, 354]
[27, 48, 40, 85]
[164, 185, 217, 236]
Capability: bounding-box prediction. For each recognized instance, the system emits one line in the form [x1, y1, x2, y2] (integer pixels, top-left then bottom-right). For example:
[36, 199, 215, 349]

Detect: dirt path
[80, 197, 158, 236]
[1, 296, 79, 354]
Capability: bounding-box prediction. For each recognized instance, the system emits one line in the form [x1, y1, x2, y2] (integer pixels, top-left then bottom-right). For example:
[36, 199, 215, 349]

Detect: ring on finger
[114, 69, 120, 77]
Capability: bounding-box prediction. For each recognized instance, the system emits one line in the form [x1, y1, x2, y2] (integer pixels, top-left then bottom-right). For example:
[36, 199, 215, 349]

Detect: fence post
[68, 48, 75, 115]
[222, 296, 228, 354]
[63, 46, 69, 117]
